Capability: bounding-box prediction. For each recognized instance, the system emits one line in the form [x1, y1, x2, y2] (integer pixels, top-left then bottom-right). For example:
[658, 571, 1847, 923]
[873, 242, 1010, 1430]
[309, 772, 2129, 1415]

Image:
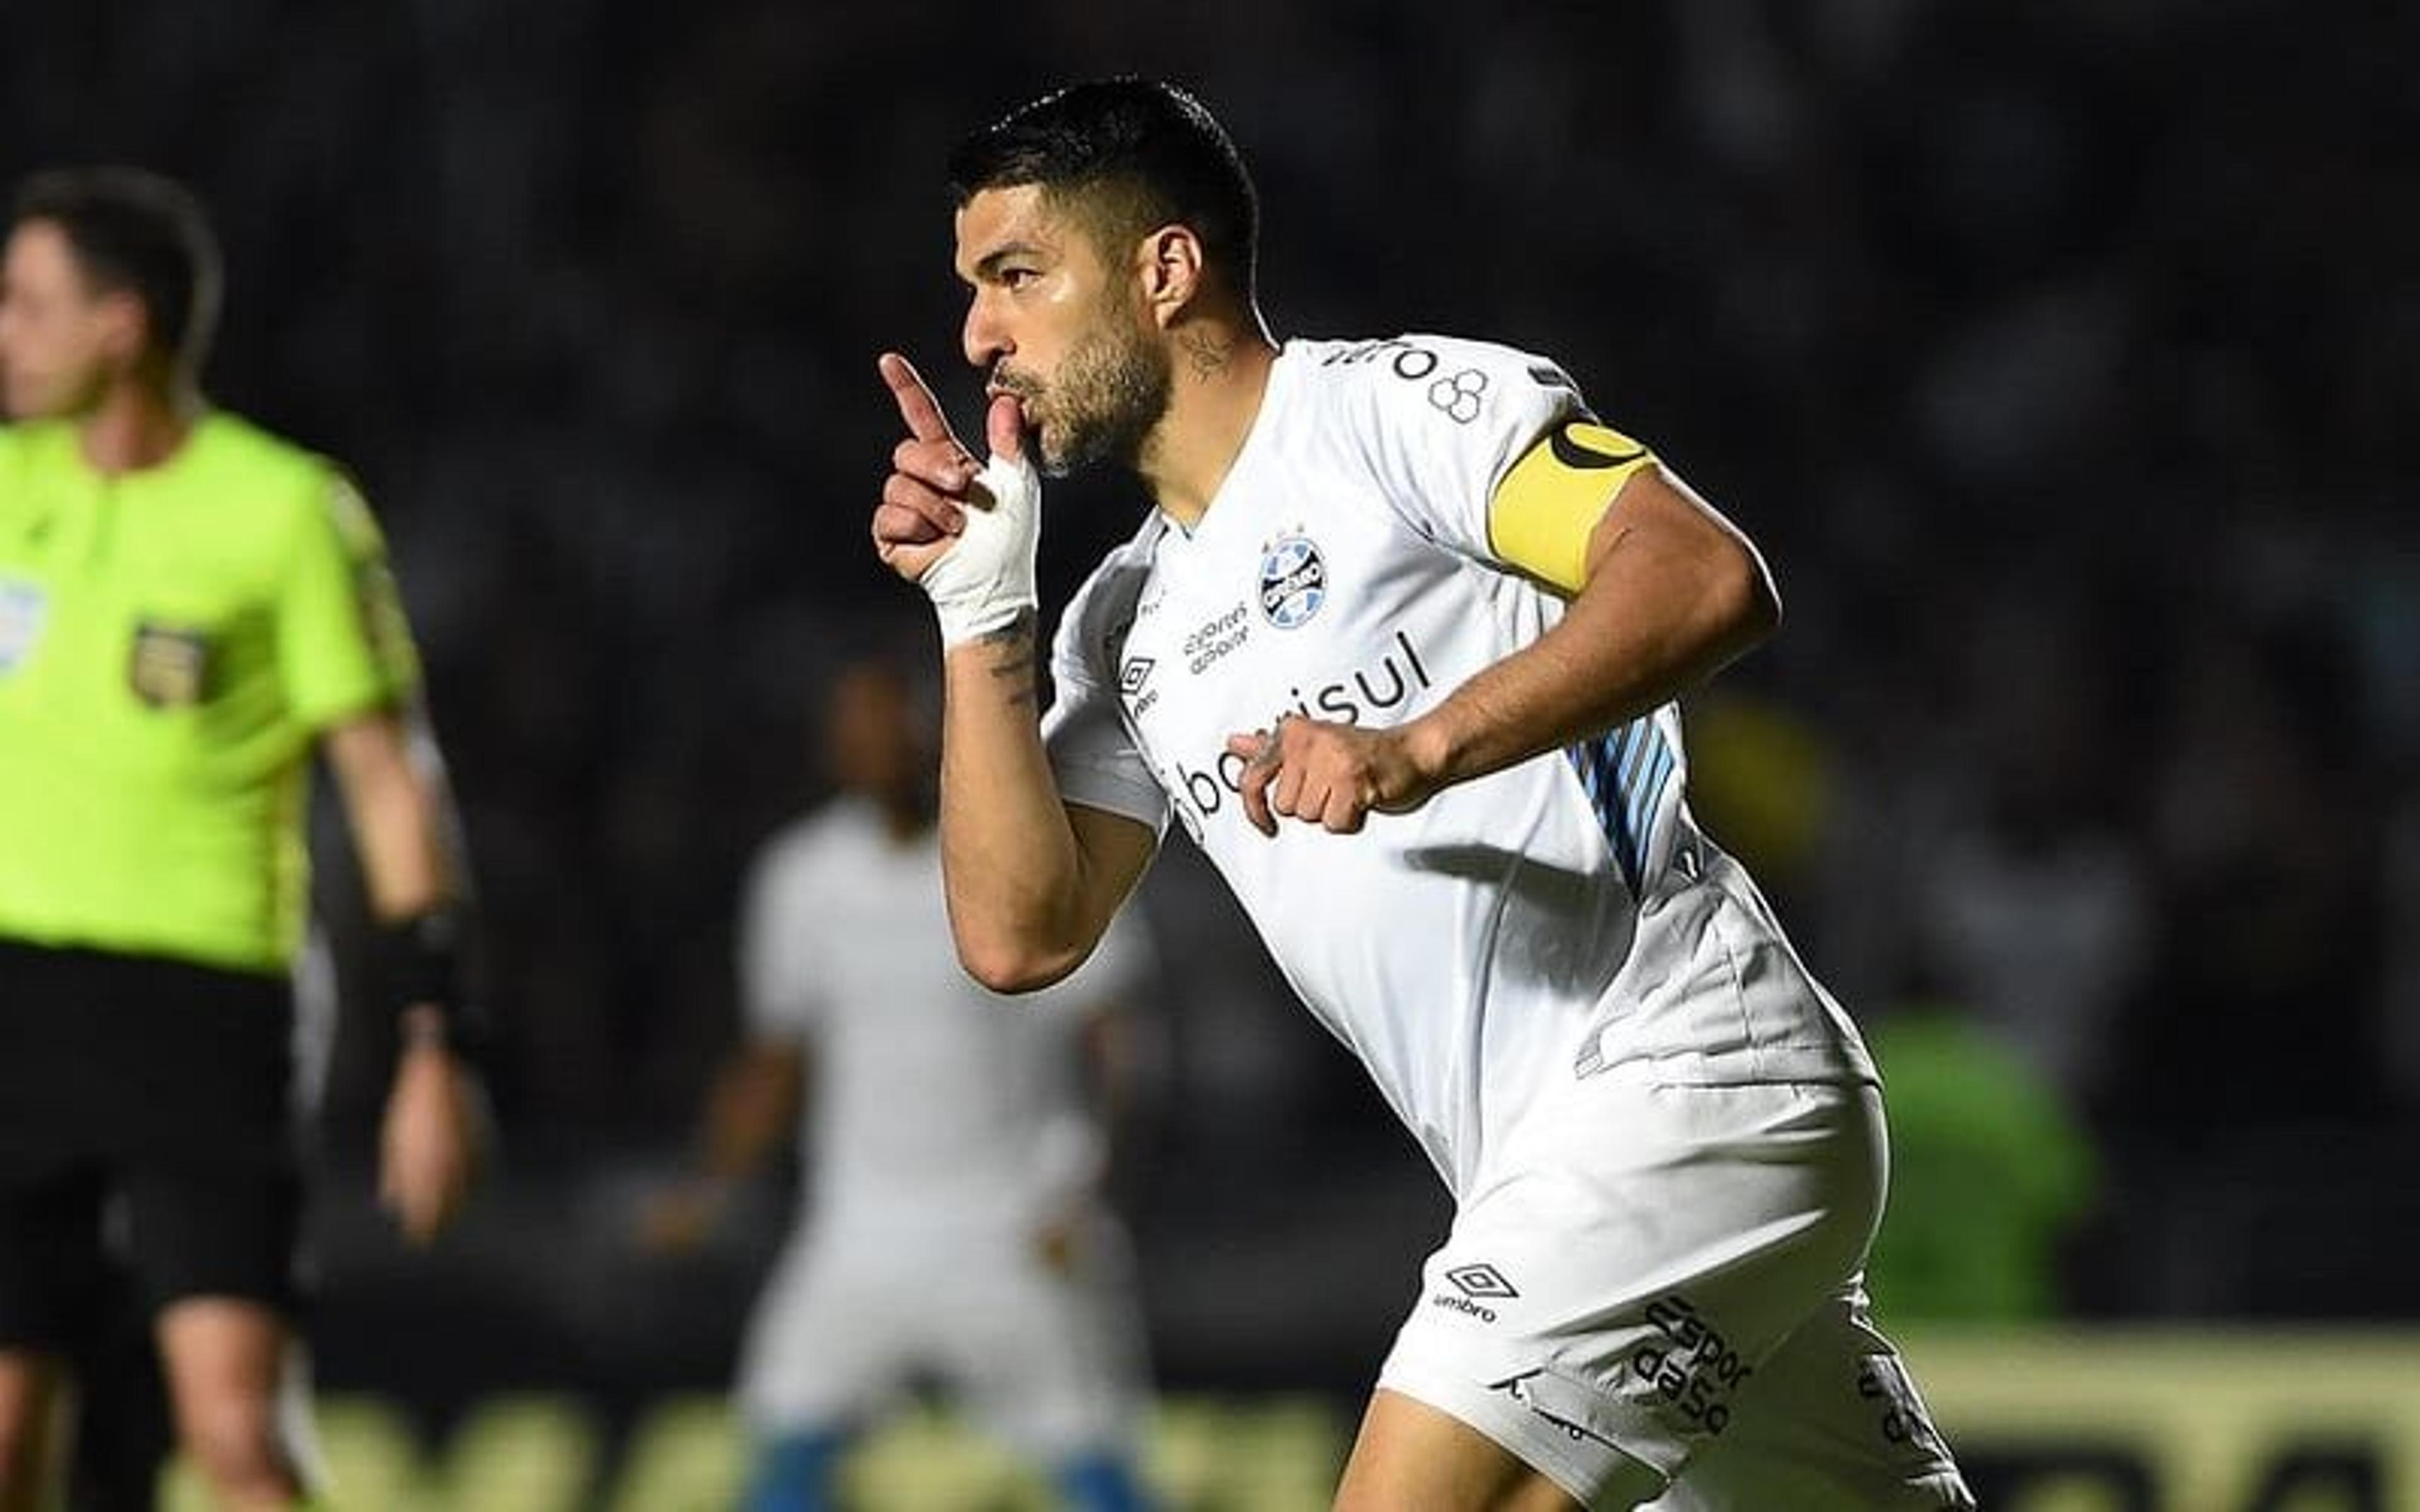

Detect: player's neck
[78, 374, 200, 476]
[1138, 313, 1277, 530]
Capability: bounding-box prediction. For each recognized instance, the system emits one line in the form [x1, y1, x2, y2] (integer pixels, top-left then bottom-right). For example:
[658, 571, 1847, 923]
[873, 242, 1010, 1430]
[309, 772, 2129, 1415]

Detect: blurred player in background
[870, 80, 1973, 1509]
[0, 168, 482, 1509]
[647, 650, 1159, 1512]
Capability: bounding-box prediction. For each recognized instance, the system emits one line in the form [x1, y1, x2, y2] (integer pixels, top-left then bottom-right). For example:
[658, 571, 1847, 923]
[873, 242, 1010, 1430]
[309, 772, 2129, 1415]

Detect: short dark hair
[11, 168, 222, 374]
[948, 77, 1259, 301]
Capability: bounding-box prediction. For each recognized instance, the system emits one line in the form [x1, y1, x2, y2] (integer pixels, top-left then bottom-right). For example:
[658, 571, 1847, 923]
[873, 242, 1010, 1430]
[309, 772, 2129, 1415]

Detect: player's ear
[1138, 225, 1204, 328]
[93, 290, 148, 368]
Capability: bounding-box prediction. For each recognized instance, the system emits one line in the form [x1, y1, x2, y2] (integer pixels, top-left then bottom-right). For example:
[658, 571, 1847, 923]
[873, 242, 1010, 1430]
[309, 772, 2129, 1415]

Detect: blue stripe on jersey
[1565, 714, 1670, 893]
[1617, 723, 1654, 791]
[1629, 739, 1675, 863]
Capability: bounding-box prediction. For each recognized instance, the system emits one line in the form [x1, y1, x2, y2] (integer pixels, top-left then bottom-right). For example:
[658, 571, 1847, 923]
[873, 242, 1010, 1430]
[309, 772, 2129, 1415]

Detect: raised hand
[872, 352, 977, 580]
[871, 352, 1041, 644]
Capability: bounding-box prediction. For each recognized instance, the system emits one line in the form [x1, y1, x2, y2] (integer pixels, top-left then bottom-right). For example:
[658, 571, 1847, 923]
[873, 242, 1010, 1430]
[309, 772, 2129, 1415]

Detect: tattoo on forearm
[1178, 328, 1234, 381]
[980, 609, 1039, 709]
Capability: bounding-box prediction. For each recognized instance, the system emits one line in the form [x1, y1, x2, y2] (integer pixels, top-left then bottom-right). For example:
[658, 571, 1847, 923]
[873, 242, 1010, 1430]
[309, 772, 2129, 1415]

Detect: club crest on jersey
[129, 621, 210, 707]
[0, 579, 46, 675]
[1257, 532, 1327, 629]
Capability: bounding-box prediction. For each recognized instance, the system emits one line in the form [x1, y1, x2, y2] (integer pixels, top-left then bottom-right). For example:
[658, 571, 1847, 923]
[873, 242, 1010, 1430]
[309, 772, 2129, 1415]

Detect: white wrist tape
[921, 450, 1041, 645]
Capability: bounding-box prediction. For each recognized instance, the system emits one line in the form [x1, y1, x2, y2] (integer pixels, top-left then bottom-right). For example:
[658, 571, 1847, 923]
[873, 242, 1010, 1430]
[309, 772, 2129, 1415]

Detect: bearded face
[956, 185, 1183, 478]
[996, 289, 1173, 478]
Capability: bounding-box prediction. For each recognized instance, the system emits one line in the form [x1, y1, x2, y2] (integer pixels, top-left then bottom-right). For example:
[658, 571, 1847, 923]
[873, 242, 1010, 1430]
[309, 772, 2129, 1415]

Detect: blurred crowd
[6, 0, 2413, 1333]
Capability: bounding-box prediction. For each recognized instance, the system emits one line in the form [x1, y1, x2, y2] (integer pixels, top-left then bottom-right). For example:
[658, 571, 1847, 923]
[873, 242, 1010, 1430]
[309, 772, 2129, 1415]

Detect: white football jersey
[1044, 335, 1874, 1197]
[740, 797, 1154, 1228]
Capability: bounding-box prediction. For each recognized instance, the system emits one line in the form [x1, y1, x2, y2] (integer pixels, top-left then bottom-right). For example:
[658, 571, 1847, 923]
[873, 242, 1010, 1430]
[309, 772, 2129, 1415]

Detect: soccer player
[647, 651, 1158, 1512]
[0, 169, 482, 1509]
[868, 81, 1975, 1510]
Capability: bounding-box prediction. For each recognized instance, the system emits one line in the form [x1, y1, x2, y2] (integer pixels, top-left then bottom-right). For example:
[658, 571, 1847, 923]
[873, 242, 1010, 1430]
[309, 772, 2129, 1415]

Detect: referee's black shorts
[0, 938, 304, 1348]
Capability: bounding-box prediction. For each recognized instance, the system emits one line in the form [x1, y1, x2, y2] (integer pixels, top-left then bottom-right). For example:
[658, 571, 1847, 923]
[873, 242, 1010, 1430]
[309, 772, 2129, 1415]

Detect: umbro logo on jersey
[1448, 1263, 1520, 1300]
[1119, 656, 1161, 714]
[1257, 532, 1327, 629]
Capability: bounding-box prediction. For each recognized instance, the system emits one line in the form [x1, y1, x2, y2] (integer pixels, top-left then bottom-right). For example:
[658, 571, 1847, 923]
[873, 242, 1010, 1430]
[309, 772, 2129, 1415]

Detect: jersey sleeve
[737, 834, 827, 1040]
[1040, 550, 1171, 837]
[277, 470, 422, 729]
[1339, 335, 1608, 574]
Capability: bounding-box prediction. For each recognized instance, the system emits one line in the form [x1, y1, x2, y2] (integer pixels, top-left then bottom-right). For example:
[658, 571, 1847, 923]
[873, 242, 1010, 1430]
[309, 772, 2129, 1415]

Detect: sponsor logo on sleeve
[1318, 338, 1492, 423]
[1320, 337, 1441, 378]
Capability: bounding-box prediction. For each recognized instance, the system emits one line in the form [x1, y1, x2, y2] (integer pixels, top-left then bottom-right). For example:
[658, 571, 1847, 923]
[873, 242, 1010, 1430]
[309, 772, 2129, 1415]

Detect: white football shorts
[738, 1207, 1150, 1460]
[1376, 1072, 1974, 1509]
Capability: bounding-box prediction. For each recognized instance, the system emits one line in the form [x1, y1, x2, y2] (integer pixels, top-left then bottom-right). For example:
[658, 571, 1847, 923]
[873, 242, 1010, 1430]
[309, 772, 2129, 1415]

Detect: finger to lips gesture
[872, 352, 984, 580]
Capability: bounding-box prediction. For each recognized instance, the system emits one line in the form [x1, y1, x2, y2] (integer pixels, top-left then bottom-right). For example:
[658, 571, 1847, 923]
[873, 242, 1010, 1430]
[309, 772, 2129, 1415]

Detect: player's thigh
[942, 1218, 1150, 1458]
[1376, 1078, 1887, 1509]
[1335, 1388, 1589, 1512]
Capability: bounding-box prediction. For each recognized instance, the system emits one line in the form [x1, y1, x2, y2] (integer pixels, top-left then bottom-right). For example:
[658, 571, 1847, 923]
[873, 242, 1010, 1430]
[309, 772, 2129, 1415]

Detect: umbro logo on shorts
[1446, 1263, 1519, 1300]
[1431, 1262, 1519, 1324]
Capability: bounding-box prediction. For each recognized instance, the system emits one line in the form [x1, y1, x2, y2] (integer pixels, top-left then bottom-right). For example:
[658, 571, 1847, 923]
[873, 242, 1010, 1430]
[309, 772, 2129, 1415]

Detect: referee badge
[0, 579, 45, 675]
[129, 621, 212, 707]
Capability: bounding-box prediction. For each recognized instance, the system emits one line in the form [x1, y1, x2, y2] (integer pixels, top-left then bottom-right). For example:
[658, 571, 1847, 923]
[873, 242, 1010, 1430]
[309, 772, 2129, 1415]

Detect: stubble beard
[1021, 311, 1172, 479]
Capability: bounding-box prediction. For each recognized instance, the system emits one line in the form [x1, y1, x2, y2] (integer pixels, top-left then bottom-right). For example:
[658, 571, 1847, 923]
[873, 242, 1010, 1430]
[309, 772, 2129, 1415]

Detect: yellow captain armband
[1487, 420, 1659, 593]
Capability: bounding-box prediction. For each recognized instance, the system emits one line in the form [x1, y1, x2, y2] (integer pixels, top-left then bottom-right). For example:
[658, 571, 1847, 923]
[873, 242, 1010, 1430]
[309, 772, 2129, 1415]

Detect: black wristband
[374, 904, 471, 1026]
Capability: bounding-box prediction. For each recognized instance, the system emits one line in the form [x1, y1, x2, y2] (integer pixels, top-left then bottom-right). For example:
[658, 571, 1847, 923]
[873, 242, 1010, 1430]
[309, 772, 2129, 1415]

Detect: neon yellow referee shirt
[0, 412, 420, 974]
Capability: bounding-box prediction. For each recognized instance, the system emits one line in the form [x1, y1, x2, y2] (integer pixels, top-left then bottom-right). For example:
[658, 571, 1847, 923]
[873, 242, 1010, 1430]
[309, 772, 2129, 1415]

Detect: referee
[0, 169, 482, 1507]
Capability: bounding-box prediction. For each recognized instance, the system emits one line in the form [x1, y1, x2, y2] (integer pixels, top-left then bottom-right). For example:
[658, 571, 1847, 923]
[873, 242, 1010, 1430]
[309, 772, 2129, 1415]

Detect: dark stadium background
[8, 1, 2414, 1504]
